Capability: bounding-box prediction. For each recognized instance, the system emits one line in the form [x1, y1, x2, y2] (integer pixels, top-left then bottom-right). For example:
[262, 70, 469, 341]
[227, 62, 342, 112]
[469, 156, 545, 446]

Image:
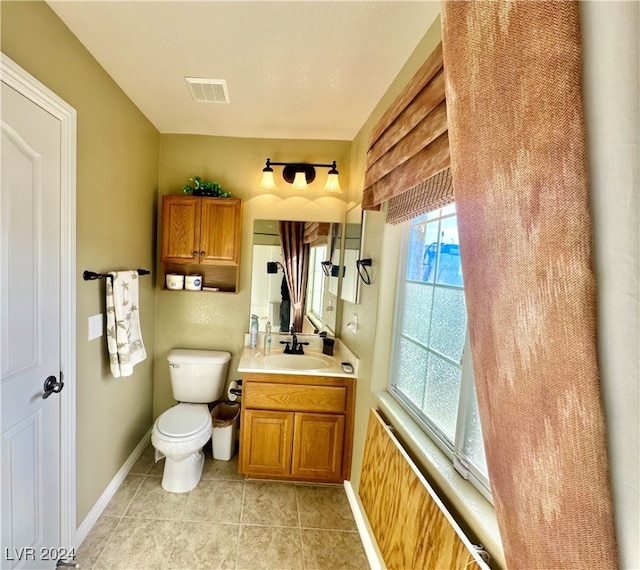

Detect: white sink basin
[264, 354, 332, 371]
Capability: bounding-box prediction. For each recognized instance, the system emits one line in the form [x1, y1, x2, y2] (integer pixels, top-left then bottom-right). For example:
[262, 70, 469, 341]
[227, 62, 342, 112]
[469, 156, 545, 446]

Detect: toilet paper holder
[228, 379, 242, 400]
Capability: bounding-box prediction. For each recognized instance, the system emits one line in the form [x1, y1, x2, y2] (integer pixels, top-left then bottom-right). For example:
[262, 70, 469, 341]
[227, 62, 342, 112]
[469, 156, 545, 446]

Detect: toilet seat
[151, 403, 212, 470]
[156, 404, 211, 439]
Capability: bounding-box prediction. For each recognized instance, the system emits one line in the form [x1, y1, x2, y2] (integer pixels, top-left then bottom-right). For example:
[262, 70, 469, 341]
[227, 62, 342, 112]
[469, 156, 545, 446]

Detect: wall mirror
[339, 205, 364, 305]
[250, 219, 342, 335]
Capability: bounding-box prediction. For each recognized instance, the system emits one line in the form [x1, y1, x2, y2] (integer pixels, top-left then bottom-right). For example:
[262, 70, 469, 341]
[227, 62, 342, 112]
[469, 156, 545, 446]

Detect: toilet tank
[167, 349, 231, 403]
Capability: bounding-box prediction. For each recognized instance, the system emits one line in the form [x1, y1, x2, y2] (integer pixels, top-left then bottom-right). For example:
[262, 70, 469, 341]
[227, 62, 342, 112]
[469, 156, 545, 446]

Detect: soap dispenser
[264, 320, 272, 355]
[250, 314, 259, 349]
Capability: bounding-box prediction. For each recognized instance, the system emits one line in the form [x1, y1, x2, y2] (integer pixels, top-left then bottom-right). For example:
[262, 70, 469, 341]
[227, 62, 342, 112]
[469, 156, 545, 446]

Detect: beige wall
[339, 15, 443, 492]
[154, 135, 351, 417]
[1, 2, 160, 524]
[581, 3, 639, 567]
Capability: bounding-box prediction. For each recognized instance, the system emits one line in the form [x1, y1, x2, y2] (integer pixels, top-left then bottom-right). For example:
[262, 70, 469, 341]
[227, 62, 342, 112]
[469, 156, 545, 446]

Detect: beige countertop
[237, 334, 358, 378]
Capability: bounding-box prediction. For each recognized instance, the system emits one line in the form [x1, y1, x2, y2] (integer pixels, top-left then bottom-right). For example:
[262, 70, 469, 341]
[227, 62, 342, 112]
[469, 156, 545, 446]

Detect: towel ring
[356, 259, 372, 285]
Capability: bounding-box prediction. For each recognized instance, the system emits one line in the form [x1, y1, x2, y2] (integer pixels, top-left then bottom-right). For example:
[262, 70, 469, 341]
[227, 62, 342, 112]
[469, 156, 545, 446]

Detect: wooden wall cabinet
[239, 373, 356, 483]
[161, 195, 242, 292]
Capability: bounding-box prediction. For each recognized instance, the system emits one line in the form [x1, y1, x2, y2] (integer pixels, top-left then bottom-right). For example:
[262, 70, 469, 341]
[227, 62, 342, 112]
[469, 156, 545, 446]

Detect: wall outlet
[88, 313, 103, 340]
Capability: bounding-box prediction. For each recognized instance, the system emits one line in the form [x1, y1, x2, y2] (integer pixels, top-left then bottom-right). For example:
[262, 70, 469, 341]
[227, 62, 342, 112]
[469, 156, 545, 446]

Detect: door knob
[42, 375, 64, 399]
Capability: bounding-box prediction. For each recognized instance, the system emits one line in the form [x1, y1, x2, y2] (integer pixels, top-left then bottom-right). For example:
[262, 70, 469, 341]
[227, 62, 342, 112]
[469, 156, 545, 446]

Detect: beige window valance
[302, 221, 330, 245]
[362, 42, 452, 217]
[385, 167, 453, 225]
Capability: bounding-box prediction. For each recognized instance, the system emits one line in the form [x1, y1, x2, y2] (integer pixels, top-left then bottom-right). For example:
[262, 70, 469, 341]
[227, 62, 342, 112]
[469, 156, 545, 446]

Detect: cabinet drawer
[244, 383, 347, 413]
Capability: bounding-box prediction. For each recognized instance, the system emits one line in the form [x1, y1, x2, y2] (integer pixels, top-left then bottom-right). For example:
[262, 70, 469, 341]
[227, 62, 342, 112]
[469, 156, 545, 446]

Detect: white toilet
[152, 348, 231, 493]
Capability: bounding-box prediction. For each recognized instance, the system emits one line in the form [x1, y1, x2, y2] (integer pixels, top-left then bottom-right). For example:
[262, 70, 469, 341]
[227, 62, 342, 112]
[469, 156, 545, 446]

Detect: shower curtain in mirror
[279, 221, 309, 332]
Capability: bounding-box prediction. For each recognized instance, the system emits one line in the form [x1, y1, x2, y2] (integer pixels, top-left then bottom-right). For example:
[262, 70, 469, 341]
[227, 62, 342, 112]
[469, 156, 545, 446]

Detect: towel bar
[83, 269, 150, 282]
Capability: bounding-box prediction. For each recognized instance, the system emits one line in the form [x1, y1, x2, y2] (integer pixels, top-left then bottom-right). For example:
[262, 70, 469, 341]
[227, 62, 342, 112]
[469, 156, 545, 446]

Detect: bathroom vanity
[237, 340, 357, 483]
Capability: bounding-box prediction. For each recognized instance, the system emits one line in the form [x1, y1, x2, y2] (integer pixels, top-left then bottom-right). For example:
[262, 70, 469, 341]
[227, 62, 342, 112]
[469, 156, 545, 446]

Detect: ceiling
[47, 1, 441, 141]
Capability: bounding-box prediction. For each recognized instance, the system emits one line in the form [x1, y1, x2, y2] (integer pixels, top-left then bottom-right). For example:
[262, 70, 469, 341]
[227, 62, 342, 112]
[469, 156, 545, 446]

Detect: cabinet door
[161, 196, 201, 263]
[240, 410, 293, 477]
[199, 198, 241, 265]
[291, 413, 345, 482]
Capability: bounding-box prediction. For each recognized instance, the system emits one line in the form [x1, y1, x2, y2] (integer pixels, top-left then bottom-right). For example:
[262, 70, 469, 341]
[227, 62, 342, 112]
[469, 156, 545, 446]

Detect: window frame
[387, 208, 492, 502]
[306, 244, 327, 325]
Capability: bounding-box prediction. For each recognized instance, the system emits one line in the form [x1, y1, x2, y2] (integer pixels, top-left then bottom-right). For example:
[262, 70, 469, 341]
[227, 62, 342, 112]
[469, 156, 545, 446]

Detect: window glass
[436, 216, 463, 286]
[430, 287, 466, 362]
[401, 282, 433, 342]
[307, 246, 326, 319]
[389, 207, 490, 497]
[423, 353, 462, 441]
[396, 338, 429, 407]
[462, 373, 489, 475]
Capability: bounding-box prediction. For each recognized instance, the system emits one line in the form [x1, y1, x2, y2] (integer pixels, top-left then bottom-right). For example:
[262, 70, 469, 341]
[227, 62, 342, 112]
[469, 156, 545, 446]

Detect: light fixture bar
[259, 158, 342, 193]
[265, 160, 338, 169]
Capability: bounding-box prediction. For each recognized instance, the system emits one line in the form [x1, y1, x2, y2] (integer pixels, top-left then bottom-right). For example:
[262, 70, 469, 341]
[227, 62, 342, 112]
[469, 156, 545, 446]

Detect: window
[307, 245, 327, 323]
[388, 204, 490, 499]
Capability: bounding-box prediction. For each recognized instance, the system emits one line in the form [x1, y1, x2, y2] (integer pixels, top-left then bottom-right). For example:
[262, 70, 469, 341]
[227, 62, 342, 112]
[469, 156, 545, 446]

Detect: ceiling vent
[184, 77, 230, 103]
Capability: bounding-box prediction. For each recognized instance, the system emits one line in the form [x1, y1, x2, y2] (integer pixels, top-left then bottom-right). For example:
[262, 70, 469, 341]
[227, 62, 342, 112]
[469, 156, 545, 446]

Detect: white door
[1, 82, 64, 569]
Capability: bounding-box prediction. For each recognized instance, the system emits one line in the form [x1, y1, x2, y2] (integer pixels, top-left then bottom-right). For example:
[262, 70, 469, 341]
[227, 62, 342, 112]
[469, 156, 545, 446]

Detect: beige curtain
[279, 221, 309, 333]
[442, 1, 617, 567]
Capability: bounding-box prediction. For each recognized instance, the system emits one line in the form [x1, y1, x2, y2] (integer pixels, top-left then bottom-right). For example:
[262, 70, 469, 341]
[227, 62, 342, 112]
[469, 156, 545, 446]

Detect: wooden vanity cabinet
[239, 373, 355, 483]
[161, 195, 242, 292]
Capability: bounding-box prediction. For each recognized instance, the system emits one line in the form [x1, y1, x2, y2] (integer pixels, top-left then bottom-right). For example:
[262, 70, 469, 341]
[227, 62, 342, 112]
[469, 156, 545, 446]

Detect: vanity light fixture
[259, 158, 342, 193]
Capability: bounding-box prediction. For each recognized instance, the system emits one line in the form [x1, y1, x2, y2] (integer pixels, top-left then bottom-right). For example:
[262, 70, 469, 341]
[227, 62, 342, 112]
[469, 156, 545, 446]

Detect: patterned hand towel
[106, 270, 147, 377]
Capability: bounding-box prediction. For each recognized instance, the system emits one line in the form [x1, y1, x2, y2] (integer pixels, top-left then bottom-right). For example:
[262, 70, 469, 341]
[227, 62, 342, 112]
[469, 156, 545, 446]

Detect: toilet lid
[157, 405, 211, 438]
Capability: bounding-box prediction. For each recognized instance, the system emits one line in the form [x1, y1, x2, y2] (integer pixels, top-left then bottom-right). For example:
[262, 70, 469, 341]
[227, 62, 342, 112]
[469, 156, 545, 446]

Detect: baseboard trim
[75, 429, 152, 546]
[343, 480, 384, 570]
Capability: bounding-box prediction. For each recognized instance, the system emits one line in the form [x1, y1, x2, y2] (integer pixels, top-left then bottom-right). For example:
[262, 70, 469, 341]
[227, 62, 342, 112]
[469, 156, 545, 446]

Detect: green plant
[182, 176, 232, 198]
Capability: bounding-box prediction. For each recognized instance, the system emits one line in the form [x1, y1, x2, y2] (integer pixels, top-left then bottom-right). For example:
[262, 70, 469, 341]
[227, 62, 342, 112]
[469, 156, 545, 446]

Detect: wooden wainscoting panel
[359, 409, 485, 570]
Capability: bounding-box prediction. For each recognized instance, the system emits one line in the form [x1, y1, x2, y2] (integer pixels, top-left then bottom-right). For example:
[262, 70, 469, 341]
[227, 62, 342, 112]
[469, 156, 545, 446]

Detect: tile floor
[75, 444, 369, 570]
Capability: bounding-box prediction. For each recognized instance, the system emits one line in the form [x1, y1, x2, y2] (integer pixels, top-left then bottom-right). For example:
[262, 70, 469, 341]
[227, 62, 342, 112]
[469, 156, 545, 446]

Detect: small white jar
[185, 275, 202, 291]
[166, 273, 184, 290]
